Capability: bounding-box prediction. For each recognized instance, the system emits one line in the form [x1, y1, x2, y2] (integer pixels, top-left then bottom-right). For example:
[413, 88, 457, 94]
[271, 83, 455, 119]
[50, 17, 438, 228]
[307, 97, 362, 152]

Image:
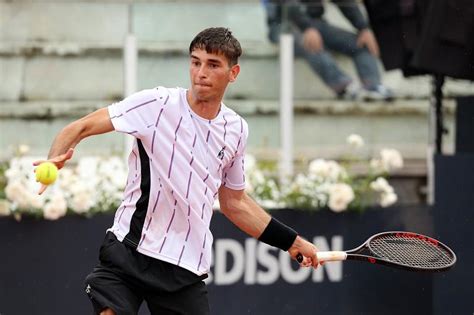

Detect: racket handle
[296, 251, 347, 264]
[317, 251, 347, 261]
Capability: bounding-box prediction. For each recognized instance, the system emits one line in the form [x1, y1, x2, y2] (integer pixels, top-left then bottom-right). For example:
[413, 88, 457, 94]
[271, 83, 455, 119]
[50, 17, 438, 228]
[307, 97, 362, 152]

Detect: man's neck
[186, 90, 222, 120]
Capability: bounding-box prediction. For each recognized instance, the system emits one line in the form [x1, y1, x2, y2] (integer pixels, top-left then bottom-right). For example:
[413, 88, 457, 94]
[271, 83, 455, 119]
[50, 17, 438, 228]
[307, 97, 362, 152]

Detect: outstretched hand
[288, 235, 320, 268]
[33, 148, 74, 195]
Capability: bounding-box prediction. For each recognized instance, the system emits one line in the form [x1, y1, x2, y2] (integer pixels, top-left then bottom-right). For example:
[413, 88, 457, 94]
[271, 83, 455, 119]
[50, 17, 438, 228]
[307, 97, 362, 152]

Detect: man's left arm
[218, 185, 319, 268]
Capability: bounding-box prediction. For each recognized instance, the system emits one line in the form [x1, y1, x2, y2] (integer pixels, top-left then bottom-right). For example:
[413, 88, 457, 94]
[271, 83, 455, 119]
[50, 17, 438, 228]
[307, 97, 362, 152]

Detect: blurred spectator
[264, 0, 393, 100]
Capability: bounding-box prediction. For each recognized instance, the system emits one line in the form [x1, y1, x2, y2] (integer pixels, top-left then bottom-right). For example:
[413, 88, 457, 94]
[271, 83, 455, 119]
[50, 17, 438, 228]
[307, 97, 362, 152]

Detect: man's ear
[229, 64, 240, 82]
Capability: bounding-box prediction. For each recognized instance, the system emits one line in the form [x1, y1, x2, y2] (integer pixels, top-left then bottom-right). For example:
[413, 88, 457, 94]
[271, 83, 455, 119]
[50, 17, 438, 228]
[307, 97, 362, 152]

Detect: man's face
[189, 48, 239, 102]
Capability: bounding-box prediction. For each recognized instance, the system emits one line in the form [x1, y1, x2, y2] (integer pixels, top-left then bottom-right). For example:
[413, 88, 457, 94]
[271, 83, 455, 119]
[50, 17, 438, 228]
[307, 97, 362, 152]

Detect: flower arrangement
[0, 135, 403, 220]
[0, 149, 127, 221]
[245, 134, 403, 212]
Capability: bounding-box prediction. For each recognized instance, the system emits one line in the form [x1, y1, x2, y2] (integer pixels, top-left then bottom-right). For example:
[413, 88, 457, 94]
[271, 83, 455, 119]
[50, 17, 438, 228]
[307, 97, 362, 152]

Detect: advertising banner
[1, 205, 464, 314]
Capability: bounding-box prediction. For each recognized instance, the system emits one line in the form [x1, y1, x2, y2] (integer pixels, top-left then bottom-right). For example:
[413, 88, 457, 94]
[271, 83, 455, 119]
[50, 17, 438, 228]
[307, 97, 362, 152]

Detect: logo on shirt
[217, 147, 226, 160]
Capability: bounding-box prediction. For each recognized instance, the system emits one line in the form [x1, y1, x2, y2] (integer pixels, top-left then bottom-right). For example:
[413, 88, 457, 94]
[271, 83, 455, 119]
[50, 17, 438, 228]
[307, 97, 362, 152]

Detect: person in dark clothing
[264, 0, 393, 100]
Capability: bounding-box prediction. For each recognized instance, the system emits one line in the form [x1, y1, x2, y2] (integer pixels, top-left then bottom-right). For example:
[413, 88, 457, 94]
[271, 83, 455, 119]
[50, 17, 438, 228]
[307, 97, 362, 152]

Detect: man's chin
[193, 89, 212, 101]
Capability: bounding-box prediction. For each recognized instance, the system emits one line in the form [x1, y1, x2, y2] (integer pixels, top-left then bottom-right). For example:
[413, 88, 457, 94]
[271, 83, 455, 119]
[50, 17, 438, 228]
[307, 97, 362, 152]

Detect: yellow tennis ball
[35, 162, 58, 185]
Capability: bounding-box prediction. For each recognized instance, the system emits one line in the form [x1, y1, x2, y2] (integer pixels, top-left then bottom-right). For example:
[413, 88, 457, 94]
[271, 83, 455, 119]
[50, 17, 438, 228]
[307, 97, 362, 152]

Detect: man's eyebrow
[190, 54, 223, 64]
[207, 58, 223, 64]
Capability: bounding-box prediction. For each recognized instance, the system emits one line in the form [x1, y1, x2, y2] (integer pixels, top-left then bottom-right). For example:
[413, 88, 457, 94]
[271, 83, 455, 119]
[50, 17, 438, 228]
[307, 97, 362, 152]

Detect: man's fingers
[297, 253, 319, 268]
[57, 148, 74, 164]
[33, 160, 46, 166]
[38, 184, 47, 195]
[302, 259, 312, 267]
[303, 257, 319, 268]
[296, 255, 310, 267]
[33, 148, 74, 168]
[47, 148, 75, 169]
[64, 148, 74, 159]
[312, 257, 319, 268]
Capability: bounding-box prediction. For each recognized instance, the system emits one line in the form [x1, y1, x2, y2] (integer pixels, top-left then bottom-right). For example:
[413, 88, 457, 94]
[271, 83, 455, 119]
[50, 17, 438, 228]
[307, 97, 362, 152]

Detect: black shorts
[84, 232, 210, 315]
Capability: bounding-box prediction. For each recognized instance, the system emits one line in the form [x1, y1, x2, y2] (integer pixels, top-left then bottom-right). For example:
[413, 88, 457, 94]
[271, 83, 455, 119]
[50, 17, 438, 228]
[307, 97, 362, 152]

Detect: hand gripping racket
[296, 231, 456, 272]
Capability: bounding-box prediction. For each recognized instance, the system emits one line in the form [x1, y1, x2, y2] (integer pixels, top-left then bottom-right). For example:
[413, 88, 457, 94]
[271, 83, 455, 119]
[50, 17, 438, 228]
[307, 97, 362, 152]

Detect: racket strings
[369, 235, 454, 268]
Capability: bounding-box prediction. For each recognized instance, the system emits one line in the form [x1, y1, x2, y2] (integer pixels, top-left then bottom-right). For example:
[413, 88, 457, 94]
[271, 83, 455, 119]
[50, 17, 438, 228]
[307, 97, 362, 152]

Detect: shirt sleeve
[108, 88, 166, 138]
[222, 118, 249, 191]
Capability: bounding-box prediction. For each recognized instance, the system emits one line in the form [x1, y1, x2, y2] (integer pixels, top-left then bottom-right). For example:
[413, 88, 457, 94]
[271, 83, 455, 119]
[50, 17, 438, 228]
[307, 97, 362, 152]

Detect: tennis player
[34, 27, 319, 315]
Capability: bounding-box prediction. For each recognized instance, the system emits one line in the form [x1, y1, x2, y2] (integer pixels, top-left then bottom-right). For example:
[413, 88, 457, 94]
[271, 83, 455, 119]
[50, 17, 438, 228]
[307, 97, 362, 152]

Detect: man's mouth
[196, 83, 211, 87]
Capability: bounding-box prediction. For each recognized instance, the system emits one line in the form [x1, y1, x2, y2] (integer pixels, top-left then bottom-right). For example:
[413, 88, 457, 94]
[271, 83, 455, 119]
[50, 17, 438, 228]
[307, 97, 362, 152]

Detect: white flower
[371, 177, 397, 207]
[244, 154, 257, 172]
[97, 157, 127, 188]
[380, 149, 404, 172]
[2, 155, 128, 218]
[29, 194, 46, 209]
[245, 181, 255, 195]
[43, 193, 68, 220]
[328, 183, 354, 213]
[5, 180, 32, 209]
[370, 177, 394, 194]
[369, 158, 384, 172]
[70, 190, 95, 214]
[308, 159, 345, 182]
[260, 199, 282, 209]
[309, 159, 327, 178]
[0, 199, 11, 216]
[294, 173, 308, 187]
[67, 180, 85, 194]
[252, 170, 266, 185]
[13, 212, 22, 221]
[58, 168, 77, 189]
[76, 157, 100, 187]
[18, 144, 30, 155]
[66, 180, 96, 214]
[4, 167, 21, 181]
[346, 134, 364, 148]
[380, 192, 397, 207]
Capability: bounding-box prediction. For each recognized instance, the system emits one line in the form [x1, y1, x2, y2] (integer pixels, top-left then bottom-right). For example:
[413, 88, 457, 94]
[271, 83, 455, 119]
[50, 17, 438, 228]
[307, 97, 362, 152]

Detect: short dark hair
[189, 27, 242, 66]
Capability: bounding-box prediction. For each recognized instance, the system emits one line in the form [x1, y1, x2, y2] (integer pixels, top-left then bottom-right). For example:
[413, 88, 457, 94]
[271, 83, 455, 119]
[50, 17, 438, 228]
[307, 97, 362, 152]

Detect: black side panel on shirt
[124, 139, 151, 248]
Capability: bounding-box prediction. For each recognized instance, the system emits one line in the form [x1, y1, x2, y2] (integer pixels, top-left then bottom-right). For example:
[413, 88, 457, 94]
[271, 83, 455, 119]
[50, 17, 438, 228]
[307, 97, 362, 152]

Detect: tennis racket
[296, 231, 456, 272]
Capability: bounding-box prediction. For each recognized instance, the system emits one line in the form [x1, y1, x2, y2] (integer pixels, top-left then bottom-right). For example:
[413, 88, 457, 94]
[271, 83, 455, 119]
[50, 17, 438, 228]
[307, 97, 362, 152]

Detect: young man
[34, 27, 318, 315]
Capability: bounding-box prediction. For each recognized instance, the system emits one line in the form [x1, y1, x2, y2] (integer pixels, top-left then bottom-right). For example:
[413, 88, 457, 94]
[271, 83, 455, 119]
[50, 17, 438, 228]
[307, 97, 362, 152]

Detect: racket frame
[351, 231, 457, 272]
[300, 231, 457, 272]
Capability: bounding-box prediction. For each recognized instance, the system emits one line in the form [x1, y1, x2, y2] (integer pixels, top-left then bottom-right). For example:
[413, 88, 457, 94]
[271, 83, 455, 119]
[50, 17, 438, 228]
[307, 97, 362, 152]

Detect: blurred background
[1, 0, 474, 203]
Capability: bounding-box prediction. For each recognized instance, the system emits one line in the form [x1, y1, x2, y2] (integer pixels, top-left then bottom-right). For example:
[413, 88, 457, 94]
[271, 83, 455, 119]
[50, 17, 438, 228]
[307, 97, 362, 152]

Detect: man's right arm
[47, 107, 114, 159]
[34, 107, 114, 194]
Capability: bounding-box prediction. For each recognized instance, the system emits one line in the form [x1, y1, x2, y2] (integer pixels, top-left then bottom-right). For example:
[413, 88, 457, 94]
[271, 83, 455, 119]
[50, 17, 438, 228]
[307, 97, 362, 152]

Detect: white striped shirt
[107, 87, 248, 275]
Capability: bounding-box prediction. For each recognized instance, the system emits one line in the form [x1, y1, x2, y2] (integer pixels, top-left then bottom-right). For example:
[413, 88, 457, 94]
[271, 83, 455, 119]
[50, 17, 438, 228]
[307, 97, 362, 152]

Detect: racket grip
[296, 251, 347, 264]
[317, 251, 347, 261]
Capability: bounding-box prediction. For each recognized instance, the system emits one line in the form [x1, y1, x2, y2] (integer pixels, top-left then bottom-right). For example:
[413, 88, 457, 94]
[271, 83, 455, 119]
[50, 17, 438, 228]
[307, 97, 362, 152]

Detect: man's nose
[197, 65, 208, 78]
